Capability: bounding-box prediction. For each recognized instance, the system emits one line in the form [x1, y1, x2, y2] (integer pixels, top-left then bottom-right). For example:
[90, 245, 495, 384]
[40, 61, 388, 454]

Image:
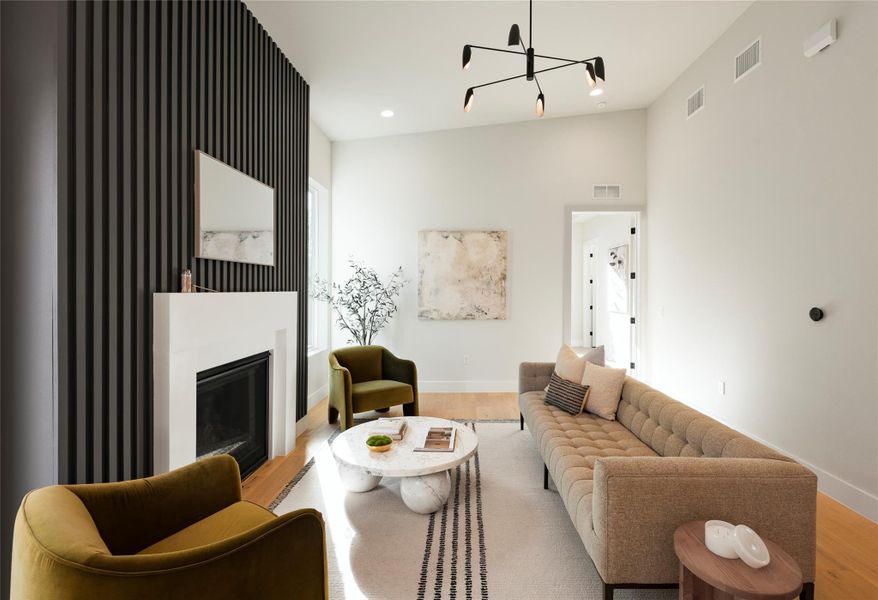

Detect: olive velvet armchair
[329, 345, 419, 430]
[11, 455, 327, 600]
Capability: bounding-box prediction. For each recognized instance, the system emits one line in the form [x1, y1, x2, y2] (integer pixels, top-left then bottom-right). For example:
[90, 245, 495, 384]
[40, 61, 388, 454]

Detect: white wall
[306, 121, 332, 413]
[332, 111, 646, 391]
[646, 1, 878, 520]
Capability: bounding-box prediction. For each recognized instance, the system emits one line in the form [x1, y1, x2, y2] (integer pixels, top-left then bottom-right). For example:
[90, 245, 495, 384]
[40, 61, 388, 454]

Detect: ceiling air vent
[735, 38, 761, 81]
[593, 184, 621, 200]
[686, 86, 705, 119]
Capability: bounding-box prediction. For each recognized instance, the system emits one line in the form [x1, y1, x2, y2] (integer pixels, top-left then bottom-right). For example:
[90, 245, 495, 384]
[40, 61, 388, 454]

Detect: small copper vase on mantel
[181, 269, 193, 293]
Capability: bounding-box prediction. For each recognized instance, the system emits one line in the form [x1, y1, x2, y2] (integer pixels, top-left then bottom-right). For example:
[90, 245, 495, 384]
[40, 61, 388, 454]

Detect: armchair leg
[328, 407, 339, 425]
[403, 401, 418, 417]
[520, 413, 524, 430]
[375, 407, 390, 413]
[800, 582, 815, 600]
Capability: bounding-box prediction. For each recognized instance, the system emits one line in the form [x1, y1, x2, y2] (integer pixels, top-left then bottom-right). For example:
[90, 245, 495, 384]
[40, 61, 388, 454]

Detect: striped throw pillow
[544, 372, 590, 415]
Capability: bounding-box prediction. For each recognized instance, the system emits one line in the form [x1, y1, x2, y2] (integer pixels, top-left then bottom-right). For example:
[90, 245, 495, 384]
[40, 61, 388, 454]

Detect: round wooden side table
[673, 521, 803, 600]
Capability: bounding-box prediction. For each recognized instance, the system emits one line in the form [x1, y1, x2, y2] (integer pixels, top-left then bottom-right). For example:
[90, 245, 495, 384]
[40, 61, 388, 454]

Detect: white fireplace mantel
[153, 291, 297, 474]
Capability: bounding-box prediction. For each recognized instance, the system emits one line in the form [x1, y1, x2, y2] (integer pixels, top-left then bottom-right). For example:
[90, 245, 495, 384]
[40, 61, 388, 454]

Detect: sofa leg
[603, 583, 614, 600]
[543, 465, 549, 490]
[800, 582, 815, 600]
[520, 413, 524, 430]
[601, 583, 675, 599]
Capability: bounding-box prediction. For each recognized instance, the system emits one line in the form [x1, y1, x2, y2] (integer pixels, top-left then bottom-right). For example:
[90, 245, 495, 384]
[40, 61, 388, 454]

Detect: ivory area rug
[271, 421, 676, 600]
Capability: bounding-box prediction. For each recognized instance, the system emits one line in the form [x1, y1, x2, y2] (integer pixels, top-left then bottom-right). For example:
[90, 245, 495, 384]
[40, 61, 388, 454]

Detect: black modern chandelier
[461, 0, 605, 117]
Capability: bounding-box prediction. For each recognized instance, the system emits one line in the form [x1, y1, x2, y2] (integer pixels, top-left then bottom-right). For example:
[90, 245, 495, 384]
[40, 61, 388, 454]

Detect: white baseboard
[418, 380, 517, 393]
[738, 430, 878, 523]
[307, 384, 327, 411]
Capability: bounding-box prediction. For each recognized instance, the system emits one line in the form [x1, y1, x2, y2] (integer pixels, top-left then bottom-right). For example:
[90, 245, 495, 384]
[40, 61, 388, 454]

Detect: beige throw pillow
[552, 345, 605, 385]
[581, 362, 626, 420]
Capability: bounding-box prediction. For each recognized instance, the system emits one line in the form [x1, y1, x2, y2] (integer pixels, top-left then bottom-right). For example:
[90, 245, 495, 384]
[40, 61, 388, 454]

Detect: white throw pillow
[548, 345, 605, 388]
[581, 362, 626, 420]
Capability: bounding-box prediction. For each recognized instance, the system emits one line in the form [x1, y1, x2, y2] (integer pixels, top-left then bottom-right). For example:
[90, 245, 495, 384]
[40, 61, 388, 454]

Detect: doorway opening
[568, 211, 641, 371]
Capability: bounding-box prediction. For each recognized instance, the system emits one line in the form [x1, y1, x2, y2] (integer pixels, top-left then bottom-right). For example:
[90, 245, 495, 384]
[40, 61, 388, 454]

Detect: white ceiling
[247, 1, 750, 141]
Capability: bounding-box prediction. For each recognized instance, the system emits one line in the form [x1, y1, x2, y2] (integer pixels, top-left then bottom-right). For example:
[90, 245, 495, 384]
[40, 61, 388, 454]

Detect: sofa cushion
[616, 377, 791, 461]
[351, 379, 413, 412]
[552, 345, 605, 384]
[520, 391, 656, 530]
[581, 362, 626, 420]
[544, 372, 589, 414]
[137, 501, 274, 555]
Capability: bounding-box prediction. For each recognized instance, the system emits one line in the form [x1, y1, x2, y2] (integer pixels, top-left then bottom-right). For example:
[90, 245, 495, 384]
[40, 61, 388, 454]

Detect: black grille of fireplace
[196, 351, 270, 479]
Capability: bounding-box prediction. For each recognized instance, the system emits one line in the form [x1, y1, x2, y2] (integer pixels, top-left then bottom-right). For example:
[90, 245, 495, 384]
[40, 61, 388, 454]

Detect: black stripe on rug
[450, 463, 461, 599]
[418, 511, 437, 600]
[434, 476, 450, 599]
[472, 423, 488, 598]
[465, 445, 473, 599]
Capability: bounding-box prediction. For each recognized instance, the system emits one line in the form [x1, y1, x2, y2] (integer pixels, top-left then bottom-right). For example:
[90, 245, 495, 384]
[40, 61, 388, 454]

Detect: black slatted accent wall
[58, 0, 309, 484]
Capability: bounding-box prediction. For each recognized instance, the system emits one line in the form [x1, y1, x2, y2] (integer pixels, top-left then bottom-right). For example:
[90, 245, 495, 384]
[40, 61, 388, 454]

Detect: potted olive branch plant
[311, 259, 406, 345]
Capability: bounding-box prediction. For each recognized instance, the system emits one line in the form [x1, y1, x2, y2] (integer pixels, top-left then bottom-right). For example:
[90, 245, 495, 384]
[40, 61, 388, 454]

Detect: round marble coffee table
[331, 416, 478, 514]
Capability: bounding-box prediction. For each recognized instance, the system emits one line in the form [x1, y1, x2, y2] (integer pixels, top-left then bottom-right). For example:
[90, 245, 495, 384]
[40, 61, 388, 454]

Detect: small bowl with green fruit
[366, 434, 393, 453]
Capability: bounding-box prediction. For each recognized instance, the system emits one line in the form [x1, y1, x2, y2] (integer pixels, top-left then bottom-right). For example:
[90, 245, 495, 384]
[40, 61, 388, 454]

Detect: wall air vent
[593, 184, 622, 200]
[735, 38, 761, 81]
[686, 86, 705, 119]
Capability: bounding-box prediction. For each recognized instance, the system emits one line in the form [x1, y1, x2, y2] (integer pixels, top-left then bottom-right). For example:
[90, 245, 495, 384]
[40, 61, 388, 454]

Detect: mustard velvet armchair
[329, 345, 419, 430]
[11, 455, 327, 600]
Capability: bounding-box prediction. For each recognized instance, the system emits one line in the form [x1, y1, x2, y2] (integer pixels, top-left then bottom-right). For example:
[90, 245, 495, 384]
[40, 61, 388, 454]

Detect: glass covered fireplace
[196, 351, 270, 478]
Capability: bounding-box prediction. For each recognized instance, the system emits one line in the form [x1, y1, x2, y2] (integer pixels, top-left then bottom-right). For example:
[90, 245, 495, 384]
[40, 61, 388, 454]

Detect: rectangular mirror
[194, 150, 275, 266]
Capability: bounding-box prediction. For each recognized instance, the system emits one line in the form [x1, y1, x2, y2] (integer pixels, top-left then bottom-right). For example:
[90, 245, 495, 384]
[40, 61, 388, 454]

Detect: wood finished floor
[242, 393, 878, 600]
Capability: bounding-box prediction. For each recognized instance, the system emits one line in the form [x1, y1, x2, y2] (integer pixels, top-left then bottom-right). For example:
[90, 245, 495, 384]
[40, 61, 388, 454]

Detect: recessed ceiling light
[597, 101, 607, 109]
[380, 109, 395, 118]
[589, 88, 604, 97]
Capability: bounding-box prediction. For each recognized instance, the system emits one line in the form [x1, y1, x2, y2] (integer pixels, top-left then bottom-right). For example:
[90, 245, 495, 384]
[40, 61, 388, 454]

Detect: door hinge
[630, 362, 636, 370]
[589, 279, 593, 284]
[630, 272, 636, 280]
[589, 331, 593, 336]
[589, 305, 593, 310]
[589, 253, 593, 258]
[631, 227, 636, 235]
[630, 317, 635, 324]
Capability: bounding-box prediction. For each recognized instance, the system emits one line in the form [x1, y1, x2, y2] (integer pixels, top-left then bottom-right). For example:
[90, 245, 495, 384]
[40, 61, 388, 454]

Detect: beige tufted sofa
[519, 362, 817, 600]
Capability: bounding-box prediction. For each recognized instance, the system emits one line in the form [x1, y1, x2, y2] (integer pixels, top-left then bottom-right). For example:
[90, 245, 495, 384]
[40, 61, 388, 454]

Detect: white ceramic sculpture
[703, 520, 771, 569]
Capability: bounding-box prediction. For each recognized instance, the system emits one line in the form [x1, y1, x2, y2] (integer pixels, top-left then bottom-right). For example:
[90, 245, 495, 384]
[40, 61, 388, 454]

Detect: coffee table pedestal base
[337, 461, 382, 493]
[400, 471, 451, 514]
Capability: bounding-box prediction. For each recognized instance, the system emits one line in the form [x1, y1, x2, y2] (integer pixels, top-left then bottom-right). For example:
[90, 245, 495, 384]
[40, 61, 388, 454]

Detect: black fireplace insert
[196, 351, 270, 478]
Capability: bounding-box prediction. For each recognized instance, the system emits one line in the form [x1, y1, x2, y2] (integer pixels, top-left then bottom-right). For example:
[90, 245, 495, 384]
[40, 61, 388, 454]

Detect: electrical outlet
[718, 381, 725, 396]
[463, 355, 470, 365]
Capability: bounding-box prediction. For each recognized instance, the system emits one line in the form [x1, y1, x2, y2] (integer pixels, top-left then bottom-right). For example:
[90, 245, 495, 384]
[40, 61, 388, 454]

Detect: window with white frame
[307, 181, 329, 355]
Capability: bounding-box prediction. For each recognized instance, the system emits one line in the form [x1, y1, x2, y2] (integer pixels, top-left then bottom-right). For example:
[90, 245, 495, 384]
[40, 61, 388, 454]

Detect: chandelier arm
[531, 60, 589, 77]
[471, 72, 529, 91]
[533, 53, 600, 64]
[469, 45, 526, 57]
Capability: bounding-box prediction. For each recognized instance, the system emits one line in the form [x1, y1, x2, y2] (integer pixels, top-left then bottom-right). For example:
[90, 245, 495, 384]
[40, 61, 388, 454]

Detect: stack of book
[369, 418, 407, 441]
